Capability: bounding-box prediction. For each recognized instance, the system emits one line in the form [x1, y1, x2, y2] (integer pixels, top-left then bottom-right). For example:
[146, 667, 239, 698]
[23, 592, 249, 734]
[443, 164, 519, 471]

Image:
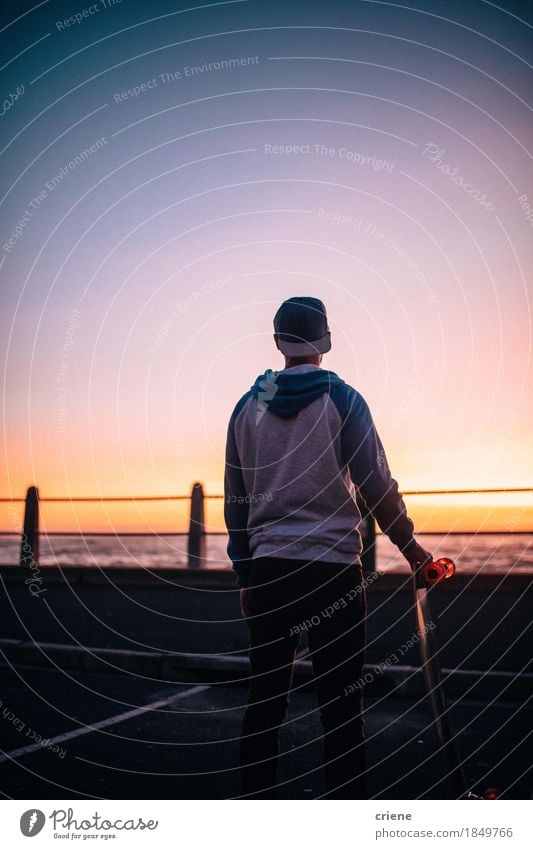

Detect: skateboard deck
[413, 565, 472, 798]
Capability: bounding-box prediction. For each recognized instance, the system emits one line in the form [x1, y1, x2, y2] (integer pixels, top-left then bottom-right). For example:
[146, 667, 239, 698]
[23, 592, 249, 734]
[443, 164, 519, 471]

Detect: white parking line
[0, 684, 210, 764]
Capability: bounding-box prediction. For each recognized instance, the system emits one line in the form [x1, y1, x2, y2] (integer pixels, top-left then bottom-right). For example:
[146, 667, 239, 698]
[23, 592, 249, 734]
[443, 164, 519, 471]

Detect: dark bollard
[20, 485, 39, 568]
[357, 496, 376, 574]
[188, 482, 206, 568]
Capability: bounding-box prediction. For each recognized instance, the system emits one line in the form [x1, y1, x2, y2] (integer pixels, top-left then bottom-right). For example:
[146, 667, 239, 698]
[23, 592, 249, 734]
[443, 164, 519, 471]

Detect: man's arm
[334, 386, 431, 568]
[224, 405, 253, 588]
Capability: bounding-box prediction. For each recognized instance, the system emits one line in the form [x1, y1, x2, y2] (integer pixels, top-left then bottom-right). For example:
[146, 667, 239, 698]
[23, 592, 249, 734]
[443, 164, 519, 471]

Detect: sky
[1, 0, 532, 534]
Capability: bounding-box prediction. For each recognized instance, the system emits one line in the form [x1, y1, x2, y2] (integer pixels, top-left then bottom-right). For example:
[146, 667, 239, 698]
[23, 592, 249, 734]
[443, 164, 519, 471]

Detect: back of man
[224, 297, 431, 799]
[229, 363, 364, 566]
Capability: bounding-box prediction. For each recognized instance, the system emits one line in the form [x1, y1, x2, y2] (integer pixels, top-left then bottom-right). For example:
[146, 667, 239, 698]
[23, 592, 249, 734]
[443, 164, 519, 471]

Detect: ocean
[1, 533, 532, 572]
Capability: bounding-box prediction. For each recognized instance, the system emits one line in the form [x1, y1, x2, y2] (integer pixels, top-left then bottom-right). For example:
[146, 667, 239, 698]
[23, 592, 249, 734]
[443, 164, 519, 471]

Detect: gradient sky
[1, 0, 532, 533]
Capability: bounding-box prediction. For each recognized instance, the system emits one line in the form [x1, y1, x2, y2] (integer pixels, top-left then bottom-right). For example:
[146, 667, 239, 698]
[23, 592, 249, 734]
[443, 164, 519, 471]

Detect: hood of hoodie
[250, 367, 345, 419]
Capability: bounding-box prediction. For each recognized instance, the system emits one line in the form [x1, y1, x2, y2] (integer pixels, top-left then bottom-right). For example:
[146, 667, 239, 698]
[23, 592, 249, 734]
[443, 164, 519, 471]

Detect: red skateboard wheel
[422, 557, 456, 585]
[483, 787, 500, 799]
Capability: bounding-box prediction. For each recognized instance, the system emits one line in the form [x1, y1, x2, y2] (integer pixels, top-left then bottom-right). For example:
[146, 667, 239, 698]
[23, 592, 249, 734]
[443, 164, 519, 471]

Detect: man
[224, 296, 431, 799]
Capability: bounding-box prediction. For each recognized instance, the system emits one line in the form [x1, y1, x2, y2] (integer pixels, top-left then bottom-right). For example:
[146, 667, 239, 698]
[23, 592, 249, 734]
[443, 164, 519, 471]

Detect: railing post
[20, 485, 39, 568]
[357, 495, 376, 574]
[188, 482, 206, 568]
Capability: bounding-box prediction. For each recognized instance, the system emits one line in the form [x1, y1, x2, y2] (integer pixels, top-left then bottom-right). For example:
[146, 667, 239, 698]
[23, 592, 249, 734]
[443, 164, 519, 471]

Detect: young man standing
[224, 296, 431, 799]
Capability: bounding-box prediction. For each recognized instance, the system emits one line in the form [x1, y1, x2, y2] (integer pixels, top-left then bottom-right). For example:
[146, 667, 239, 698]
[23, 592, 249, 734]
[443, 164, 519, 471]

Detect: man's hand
[240, 588, 253, 618]
[403, 540, 433, 572]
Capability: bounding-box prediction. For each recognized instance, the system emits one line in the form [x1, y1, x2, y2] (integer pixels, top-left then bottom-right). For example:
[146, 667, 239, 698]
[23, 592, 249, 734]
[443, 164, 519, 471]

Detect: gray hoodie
[224, 364, 415, 586]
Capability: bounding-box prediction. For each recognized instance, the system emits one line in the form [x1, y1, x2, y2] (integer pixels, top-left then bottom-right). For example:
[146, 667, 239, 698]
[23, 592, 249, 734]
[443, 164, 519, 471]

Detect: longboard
[413, 564, 475, 798]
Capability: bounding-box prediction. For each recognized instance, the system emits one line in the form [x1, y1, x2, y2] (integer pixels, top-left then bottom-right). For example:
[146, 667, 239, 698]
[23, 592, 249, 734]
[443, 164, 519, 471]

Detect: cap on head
[273, 296, 331, 357]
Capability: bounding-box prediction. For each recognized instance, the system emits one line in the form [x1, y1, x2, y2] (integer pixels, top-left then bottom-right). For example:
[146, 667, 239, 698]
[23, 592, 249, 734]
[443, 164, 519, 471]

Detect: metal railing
[1, 483, 378, 571]
[1, 484, 531, 572]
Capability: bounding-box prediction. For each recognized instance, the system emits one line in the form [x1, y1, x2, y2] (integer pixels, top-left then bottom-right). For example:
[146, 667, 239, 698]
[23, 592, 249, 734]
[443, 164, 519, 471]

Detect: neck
[284, 355, 322, 369]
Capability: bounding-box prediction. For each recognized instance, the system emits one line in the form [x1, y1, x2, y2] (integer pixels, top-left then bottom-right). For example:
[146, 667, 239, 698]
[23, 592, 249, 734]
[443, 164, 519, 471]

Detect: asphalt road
[1, 578, 532, 672]
[0, 663, 531, 800]
[1, 574, 531, 799]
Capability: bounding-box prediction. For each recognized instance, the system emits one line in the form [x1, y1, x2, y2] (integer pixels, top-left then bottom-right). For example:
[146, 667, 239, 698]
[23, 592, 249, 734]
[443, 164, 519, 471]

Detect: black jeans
[240, 556, 367, 799]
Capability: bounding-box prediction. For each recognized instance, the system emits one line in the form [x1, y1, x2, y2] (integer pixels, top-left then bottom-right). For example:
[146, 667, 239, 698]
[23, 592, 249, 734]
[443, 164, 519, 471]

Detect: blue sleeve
[331, 384, 416, 553]
[224, 395, 253, 587]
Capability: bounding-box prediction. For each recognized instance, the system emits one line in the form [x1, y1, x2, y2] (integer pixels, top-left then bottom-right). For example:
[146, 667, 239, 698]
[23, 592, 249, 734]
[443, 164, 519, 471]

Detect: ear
[273, 333, 280, 350]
